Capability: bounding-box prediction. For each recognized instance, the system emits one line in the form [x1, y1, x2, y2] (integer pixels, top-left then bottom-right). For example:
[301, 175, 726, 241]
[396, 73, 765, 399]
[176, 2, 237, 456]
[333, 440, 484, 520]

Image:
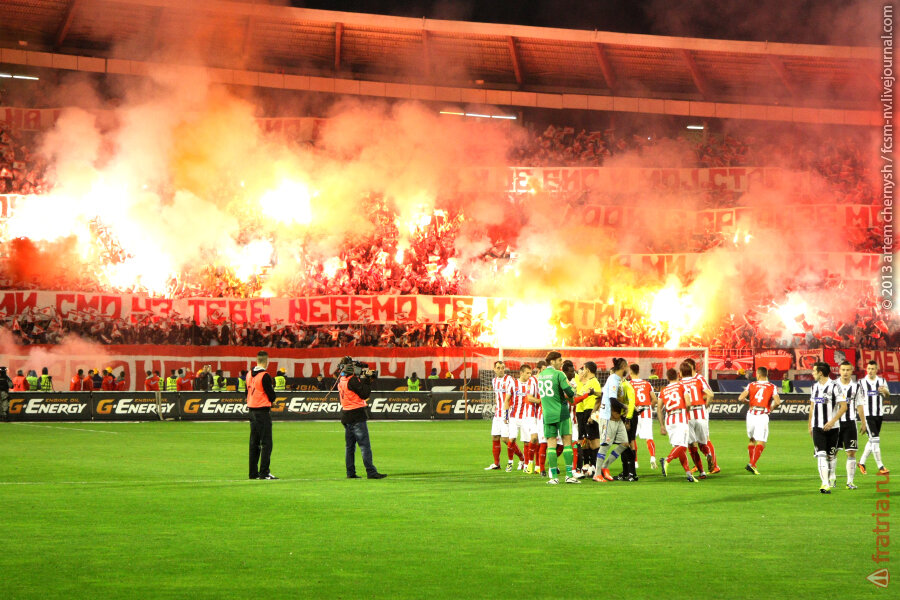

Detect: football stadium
[0, 0, 896, 598]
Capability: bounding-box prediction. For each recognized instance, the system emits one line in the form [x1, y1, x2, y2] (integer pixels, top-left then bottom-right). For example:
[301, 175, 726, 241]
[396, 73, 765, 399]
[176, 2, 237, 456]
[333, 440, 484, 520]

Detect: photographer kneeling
[338, 359, 386, 480]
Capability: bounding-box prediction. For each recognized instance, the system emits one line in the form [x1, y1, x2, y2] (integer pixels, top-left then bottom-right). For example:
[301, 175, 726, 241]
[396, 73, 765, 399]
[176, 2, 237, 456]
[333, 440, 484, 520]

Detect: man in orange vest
[246, 350, 278, 480]
[338, 358, 386, 479]
[70, 369, 85, 391]
[102, 369, 115, 391]
[144, 370, 161, 391]
[176, 369, 192, 391]
[12, 370, 27, 391]
[82, 370, 95, 391]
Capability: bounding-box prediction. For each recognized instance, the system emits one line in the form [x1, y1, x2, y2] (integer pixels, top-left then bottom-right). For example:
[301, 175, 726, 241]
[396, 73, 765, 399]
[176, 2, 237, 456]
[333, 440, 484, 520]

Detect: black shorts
[812, 427, 840, 456]
[866, 416, 884, 438]
[583, 417, 600, 440]
[838, 421, 859, 451]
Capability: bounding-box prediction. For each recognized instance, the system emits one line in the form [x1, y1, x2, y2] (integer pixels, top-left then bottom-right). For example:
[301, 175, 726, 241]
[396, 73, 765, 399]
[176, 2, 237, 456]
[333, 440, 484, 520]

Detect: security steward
[12, 370, 27, 391]
[238, 370, 247, 393]
[338, 359, 386, 479]
[0, 367, 11, 421]
[407, 372, 421, 392]
[274, 368, 287, 391]
[165, 370, 178, 392]
[26, 370, 38, 391]
[246, 351, 278, 480]
[39, 367, 54, 392]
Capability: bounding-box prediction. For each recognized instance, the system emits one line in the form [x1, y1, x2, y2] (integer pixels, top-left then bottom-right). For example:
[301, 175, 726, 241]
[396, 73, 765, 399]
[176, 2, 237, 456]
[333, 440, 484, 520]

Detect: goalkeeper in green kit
[537, 351, 579, 484]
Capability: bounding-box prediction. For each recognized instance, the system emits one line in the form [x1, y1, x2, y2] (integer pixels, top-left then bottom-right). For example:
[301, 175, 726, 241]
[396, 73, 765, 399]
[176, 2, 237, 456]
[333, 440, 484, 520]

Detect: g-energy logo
[435, 399, 488, 415]
[9, 398, 88, 415]
[369, 397, 427, 414]
[96, 398, 175, 415]
[183, 397, 248, 415]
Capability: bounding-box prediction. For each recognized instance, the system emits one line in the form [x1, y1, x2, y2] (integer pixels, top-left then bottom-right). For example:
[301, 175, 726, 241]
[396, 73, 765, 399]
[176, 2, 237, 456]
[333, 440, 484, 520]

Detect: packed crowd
[0, 123, 48, 195]
[510, 124, 876, 204]
[0, 118, 892, 350]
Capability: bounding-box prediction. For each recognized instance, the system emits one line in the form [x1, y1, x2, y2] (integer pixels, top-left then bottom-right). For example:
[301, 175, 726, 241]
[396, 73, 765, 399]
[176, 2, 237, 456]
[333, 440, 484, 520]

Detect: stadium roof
[0, 0, 881, 125]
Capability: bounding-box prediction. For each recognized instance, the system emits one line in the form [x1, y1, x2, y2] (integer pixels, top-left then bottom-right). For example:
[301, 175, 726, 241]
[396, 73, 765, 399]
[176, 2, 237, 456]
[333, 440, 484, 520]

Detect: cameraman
[338, 360, 386, 480]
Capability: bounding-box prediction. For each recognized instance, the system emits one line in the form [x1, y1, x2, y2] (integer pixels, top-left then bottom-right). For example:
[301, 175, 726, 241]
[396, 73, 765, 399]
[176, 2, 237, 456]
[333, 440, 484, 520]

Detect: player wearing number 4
[737, 367, 781, 474]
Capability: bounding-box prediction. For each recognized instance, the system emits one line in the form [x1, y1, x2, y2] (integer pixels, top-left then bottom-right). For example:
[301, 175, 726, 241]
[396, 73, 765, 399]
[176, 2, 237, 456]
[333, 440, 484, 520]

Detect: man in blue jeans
[338, 360, 386, 479]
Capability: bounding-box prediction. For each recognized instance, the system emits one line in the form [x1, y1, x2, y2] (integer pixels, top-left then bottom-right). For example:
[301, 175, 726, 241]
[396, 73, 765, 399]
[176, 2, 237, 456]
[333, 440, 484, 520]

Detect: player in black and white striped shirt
[834, 361, 866, 489]
[858, 360, 891, 475]
[808, 362, 848, 494]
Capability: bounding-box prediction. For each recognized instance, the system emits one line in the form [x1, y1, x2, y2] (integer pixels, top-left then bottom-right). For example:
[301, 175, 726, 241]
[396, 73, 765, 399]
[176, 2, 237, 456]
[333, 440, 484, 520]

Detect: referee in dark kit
[246, 350, 278, 480]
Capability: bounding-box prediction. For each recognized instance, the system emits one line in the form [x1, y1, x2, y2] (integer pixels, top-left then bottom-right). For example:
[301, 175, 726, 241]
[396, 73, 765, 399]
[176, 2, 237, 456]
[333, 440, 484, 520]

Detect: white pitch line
[12, 423, 119, 434]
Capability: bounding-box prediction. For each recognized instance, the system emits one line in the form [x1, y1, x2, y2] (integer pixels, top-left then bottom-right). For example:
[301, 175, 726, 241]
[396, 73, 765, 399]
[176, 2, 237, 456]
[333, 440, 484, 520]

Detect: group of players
[486, 352, 891, 490]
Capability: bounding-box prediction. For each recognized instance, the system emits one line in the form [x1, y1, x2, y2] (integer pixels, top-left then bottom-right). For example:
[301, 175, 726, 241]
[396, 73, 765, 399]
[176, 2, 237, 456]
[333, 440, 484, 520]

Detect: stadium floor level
[0, 420, 894, 599]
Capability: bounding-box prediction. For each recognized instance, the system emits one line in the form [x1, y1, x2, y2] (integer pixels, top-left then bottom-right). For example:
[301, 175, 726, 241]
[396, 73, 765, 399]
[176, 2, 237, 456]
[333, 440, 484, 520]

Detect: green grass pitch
[0, 420, 894, 599]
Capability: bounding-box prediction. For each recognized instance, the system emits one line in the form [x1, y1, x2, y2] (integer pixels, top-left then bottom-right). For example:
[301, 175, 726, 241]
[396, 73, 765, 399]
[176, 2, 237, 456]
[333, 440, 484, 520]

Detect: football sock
[647, 439, 656, 458]
[860, 440, 872, 465]
[816, 452, 829, 486]
[506, 441, 514, 461]
[572, 445, 579, 470]
[524, 443, 532, 465]
[754, 445, 765, 466]
[847, 458, 856, 484]
[690, 447, 704, 472]
[492, 439, 501, 465]
[539, 443, 548, 471]
[509, 441, 524, 461]
[595, 444, 609, 472]
[603, 443, 628, 468]
[556, 444, 563, 456]
[873, 438, 884, 468]
[706, 440, 718, 466]
[547, 446, 559, 478]
[748, 443, 755, 463]
[676, 446, 690, 471]
[827, 456, 836, 483]
[562, 445, 574, 477]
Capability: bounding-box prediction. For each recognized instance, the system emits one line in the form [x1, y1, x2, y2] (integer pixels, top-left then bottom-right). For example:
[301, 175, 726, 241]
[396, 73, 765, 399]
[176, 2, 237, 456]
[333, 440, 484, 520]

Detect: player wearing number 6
[537, 351, 577, 484]
[737, 367, 781, 475]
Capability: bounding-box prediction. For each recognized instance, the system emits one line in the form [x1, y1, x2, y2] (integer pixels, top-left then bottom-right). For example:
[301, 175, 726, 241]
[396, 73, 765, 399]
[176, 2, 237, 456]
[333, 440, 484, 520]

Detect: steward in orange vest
[246, 351, 277, 480]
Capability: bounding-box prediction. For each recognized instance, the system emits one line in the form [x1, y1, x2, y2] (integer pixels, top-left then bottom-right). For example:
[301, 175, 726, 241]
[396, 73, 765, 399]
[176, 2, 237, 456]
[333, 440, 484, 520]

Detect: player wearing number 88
[737, 367, 781, 475]
[537, 351, 577, 484]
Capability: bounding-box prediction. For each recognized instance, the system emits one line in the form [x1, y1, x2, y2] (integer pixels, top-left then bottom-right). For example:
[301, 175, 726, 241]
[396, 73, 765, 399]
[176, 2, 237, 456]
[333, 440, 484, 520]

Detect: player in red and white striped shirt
[738, 366, 781, 475]
[681, 359, 719, 477]
[486, 361, 521, 471]
[628, 364, 658, 469]
[511, 364, 540, 473]
[657, 368, 697, 482]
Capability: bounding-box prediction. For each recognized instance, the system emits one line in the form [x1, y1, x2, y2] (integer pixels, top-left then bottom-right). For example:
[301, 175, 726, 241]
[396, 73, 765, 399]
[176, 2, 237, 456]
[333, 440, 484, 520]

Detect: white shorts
[688, 418, 709, 445]
[506, 417, 524, 441]
[747, 412, 769, 442]
[520, 417, 538, 441]
[666, 422, 689, 448]
[491, 416, 510, 438]
[636, 416, 654, 440]
[571, 416, 580, 442]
